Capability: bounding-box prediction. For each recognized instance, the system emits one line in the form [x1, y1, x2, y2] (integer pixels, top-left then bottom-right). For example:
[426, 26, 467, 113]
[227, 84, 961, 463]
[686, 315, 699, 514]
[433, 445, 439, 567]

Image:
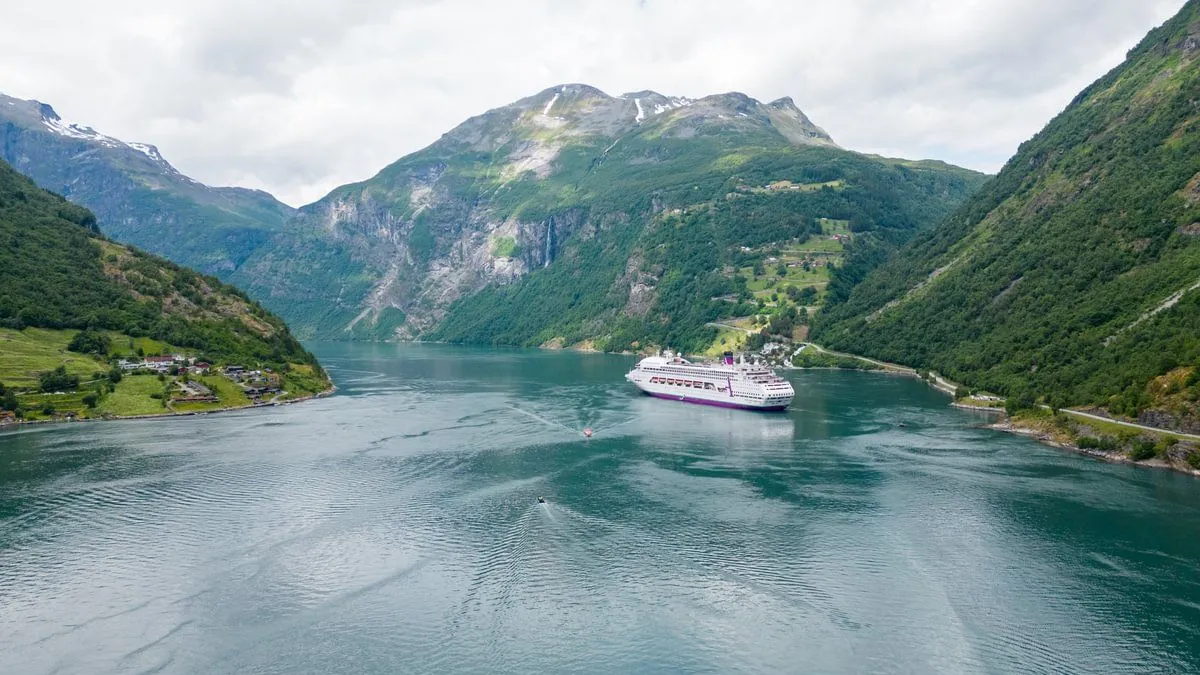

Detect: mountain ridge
[813, 0, 1200, 431]
[0, 93, 296, 276]
[2, 84, 985, 347]
[237, 83, 983, 344]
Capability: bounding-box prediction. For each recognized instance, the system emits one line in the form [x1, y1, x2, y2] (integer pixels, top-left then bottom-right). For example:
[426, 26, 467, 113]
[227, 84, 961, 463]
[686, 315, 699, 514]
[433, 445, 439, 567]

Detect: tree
[82, 392, 99, 408]
[41, 402, 56, 416]
[1, 389, 18, 412]
[775, 263, 788, 277]
[1005, 391, 1036, 415]
[39, 366, 79, 393]
[108, 367, 123, 384]
[752, 261, 765, 276]
[68, 329, 112, 356]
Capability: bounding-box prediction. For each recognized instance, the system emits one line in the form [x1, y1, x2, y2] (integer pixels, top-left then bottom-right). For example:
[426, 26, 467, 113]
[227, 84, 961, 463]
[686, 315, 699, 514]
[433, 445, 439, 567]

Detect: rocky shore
[986, 416, 1200, 478]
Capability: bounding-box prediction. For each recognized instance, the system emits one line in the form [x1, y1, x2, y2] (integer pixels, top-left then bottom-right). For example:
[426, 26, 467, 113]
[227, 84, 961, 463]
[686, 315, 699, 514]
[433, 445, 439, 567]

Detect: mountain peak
[435, 83, 838, 157]
[0, 91, 181, 168]
[36, 101, 60, 121]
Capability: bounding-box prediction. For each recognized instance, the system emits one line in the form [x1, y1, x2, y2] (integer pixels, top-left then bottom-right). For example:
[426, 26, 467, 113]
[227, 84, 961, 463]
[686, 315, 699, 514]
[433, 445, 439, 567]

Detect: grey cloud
[0, 0, 1188, 205]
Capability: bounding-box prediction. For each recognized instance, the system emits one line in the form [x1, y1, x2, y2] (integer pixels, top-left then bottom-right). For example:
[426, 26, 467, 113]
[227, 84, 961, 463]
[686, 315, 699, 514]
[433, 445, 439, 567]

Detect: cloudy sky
[0, 0, 1187, 206]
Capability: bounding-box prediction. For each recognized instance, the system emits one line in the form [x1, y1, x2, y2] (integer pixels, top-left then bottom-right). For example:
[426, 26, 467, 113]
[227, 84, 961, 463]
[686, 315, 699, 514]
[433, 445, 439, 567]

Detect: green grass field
[0, 327, 107, 388]
[701, 327, 750, 357]
[279, 364, 328, 399]
[200, 376, 251, 407]
[733, 223, 849, 311]
[106, 335, 176, 358]
[17, 390, 95, 420]
[97, 375, 170, 417]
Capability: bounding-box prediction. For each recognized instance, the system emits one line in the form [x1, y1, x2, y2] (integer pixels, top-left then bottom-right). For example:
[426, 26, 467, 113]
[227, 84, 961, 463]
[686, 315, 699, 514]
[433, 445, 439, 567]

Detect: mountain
[0, 93, 295, 276]
[231, 84, 987, 345]
[814, 1, 1200, 429]
[0, 156, 328, 420]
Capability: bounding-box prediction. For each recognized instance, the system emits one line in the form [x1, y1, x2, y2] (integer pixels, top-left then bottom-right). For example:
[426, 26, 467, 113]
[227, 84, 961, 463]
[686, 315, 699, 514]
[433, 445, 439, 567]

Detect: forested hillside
[0, 157, 328, 420]
[430, 145, 982, 352]
[814, 0, 1200, 430]
[1, 86, 986, 350]
[0, 93, 295, 277]
[234, 85, 985, 347]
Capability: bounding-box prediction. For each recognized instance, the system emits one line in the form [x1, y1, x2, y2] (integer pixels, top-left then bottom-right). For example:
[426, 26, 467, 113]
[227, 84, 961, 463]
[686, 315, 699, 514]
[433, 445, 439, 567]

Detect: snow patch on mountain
[128, 142, 164, 162]
[652, 97, 693, 115]
[37, 106, 189, 166]
[42, 115, 122, 149]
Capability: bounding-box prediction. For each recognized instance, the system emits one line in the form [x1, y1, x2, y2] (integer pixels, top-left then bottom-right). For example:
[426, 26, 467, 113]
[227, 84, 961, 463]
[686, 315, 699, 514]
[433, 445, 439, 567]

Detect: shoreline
[0, 383, 337, 433]
[779, 344, 1200, 478]
[985, 418, 1200, 478]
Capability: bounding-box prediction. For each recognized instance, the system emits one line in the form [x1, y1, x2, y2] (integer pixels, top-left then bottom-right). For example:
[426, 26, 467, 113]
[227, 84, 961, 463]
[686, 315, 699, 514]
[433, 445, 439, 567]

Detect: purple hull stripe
[645, 391, 789, 412]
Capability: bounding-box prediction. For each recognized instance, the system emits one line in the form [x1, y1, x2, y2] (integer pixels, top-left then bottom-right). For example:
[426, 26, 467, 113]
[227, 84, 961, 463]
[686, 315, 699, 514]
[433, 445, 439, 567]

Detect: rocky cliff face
[1, 85, 983, 344]
[0, 93, 294, 276]
[234, 83, 971, 341]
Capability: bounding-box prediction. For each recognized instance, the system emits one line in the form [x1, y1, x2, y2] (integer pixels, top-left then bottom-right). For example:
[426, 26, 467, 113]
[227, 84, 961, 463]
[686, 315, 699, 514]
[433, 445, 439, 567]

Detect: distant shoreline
[307, 342, 1200, 478]
[0, 383, 337, 433]
[763, 344, 1200, 478]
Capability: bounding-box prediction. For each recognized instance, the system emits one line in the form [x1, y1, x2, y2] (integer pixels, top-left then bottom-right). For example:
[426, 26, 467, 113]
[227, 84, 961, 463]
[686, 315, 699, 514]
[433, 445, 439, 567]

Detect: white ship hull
[625, 352, 794, 411]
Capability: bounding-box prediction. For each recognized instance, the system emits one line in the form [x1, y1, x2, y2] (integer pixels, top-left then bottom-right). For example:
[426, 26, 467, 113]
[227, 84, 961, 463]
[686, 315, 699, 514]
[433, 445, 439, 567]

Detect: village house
[118, 354, 192, 373]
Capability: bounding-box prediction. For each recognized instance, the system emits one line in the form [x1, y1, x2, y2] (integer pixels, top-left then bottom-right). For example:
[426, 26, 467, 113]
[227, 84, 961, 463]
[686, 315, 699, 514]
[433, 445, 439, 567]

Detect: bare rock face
[1138, 409, 1200, 435]
[253, 83, 844, 339]
[764, 96, 838, 147]
[3, 83, 980, 346]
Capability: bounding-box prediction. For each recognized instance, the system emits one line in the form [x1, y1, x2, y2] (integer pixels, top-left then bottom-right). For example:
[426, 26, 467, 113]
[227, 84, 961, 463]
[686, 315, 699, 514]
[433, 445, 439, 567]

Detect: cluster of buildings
[223, 366, 283, 401]
[112, 359, 286, 404]
[117, 355, 211, 374]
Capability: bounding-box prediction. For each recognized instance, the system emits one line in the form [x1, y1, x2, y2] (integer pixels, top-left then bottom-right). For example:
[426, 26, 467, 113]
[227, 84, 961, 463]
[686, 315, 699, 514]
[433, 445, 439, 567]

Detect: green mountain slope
[233, 85, 986, 345]
[0, 157, 328, 420]
[0, 94, 295, 276]
[814, 1, 1200, 429]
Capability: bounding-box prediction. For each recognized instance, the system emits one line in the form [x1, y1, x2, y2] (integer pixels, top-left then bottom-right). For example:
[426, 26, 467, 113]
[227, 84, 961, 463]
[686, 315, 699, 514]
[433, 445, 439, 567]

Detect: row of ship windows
[650, 377, 718, 391]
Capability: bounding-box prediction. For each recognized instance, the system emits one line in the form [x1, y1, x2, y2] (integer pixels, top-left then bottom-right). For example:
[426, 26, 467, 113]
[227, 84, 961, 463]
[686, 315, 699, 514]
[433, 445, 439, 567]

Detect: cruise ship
[625, 351, 795, 411]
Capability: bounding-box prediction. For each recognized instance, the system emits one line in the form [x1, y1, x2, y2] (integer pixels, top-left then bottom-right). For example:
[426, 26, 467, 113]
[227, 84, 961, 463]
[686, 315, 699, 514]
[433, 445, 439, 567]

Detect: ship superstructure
[625, 351, 794, 411]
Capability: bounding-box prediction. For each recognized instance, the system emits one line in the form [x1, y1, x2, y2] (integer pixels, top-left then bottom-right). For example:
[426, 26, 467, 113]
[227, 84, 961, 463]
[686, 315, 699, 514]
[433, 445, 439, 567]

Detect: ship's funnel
[723, 351, 734, 366]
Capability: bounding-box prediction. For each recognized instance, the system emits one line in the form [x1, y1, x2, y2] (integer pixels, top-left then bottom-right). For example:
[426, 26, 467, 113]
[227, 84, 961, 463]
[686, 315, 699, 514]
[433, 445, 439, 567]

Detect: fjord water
[2, 345, 1199, 674]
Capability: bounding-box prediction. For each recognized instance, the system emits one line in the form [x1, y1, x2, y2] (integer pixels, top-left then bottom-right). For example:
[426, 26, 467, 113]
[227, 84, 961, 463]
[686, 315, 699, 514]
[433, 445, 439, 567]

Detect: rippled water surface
[2, 343, 1200, 674]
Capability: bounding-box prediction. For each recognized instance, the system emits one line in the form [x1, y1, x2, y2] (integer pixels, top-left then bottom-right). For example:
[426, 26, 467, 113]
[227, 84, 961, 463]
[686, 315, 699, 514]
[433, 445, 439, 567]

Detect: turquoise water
[1, 343, 1199, 673]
